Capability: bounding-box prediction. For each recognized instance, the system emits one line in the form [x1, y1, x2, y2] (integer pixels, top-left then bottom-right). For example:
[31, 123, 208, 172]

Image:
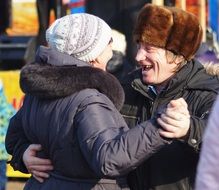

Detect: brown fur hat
[134, 4, 203, 60]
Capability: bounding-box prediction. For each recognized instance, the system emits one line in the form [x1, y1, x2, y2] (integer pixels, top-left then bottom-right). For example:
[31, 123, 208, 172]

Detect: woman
[5, 13, 185, 190]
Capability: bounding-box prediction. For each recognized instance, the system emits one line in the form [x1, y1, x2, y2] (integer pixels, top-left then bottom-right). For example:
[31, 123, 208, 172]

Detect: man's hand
[23, 144, 53, 183]
[157, 98, 190, 139]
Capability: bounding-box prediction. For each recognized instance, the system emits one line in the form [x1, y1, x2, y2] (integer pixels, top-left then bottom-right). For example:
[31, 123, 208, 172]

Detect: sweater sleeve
[195, 95, 219, 190]
[5, 107, 30, 173]
[0, 86, 16, 160]
[75, 93, 171, 177]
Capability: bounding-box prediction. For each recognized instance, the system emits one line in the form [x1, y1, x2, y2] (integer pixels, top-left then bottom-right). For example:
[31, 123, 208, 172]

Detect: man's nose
[135, 48, 146, 62]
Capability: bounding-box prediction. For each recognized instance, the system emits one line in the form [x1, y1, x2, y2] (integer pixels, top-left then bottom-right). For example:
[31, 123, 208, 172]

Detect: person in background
[0, 0, 12, 35]
[106, 29, 134, 82]
[119, 4, 219, 190]
[195, 65, 219, 190]
[5, 13, 188, 190]
[36, 0, 67, 48]
[195, 96, 219, 190]
[0, 80, 15, 190]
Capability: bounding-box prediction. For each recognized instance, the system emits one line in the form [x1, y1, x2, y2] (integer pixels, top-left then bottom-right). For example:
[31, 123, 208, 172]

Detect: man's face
[135, 43, 177, 85]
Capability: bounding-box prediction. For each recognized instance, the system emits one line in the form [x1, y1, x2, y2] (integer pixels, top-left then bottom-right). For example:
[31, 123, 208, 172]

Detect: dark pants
[0, 0, 12, 34]
[36, 0, 66, 47]
[0, 160, 7, 190]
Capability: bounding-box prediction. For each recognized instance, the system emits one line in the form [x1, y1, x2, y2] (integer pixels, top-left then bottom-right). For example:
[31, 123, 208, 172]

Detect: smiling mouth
[142, 65, 153, 71]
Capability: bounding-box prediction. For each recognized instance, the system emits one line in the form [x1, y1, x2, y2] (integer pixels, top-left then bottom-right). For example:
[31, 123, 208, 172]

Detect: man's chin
[142, 78, 153, 85]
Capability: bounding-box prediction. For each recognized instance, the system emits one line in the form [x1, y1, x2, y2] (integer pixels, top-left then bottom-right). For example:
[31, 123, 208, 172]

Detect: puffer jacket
[5, 47, 170, 190]
[120, 60, 219, 190]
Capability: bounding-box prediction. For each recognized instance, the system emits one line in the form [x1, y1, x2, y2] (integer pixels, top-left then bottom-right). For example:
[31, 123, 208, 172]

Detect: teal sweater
[0, 83, 16, 160]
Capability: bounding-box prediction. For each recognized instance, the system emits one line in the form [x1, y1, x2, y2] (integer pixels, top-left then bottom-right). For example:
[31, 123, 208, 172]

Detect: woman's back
[21, 89, 129, 190]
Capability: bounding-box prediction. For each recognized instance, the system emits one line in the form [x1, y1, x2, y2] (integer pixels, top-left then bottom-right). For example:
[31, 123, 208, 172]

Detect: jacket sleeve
[74, 93, 171, 177]
[5, 107, 30, 173]
[195, 95, 219, 190]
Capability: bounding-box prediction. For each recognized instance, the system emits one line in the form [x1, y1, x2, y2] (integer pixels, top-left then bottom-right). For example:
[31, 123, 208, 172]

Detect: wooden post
[199, 0, 206, 42]
[175, 0, 186, 10]
[180, 0, 186, 10]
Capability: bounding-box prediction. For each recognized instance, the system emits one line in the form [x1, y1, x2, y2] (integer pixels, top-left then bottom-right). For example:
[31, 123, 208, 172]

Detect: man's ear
[89, 60, 95, 67]
[176, 55, 185, 65]
[90, 59, 100, 68]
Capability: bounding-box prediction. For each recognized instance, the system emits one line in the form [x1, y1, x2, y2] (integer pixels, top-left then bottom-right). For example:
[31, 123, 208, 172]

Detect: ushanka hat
[134, 4, 203, 60]
[46, 13, 112, 62]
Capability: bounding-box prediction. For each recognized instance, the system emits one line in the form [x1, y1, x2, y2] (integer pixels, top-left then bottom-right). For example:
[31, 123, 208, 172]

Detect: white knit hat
[46, 13, 112, 62]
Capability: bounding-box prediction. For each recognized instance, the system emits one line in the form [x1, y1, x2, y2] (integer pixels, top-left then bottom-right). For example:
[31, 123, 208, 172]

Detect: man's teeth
[143, 65, 153, 70]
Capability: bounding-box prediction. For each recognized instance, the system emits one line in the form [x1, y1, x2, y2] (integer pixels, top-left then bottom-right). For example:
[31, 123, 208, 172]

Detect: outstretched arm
[74, 93, 171, 177]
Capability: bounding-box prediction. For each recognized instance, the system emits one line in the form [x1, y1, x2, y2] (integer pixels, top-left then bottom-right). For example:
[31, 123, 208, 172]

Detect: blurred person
[119, 4, 219, 190]
[36, 0, 67, 47]
[5, 13, 188, 190]
[0, 0, 12, 35]
[195, 65, 219, 190]
[0, 80, 15, 190]
[106, 29, 134, 82]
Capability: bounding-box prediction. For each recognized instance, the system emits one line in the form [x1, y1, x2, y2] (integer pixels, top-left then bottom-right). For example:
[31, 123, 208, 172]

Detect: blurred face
[135, 43, 177, 86]
[93, 38, 113, 71]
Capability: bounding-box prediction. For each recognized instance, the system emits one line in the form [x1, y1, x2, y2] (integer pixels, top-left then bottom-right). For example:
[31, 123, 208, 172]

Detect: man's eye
[136, 43, 140, 50]
[146, 47, 155, 53]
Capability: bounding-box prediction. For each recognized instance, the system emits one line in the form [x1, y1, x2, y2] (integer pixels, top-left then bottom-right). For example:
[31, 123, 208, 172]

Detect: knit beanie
[134, 4, 203, 60]
[46, 13, 112, 62]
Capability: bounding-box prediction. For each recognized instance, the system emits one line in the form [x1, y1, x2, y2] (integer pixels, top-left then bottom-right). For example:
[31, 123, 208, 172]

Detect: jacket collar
[131, 60, 219, 98]
[35, 46, 90, 67]
[20, 47, 125, 110]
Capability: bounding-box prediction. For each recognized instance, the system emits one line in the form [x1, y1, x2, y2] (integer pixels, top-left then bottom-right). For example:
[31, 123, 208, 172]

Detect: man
[120, 4, 219, 190]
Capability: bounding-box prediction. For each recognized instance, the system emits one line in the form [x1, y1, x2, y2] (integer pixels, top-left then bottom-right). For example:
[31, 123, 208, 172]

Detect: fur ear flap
[134, 4, 203, 60]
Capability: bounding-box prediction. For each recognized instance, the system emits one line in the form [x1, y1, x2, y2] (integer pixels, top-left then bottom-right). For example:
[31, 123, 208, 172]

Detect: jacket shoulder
[76, 89, 115, 110]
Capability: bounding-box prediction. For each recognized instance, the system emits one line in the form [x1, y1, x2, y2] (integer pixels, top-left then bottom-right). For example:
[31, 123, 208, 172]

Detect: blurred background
[0, 0, 218, 189]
